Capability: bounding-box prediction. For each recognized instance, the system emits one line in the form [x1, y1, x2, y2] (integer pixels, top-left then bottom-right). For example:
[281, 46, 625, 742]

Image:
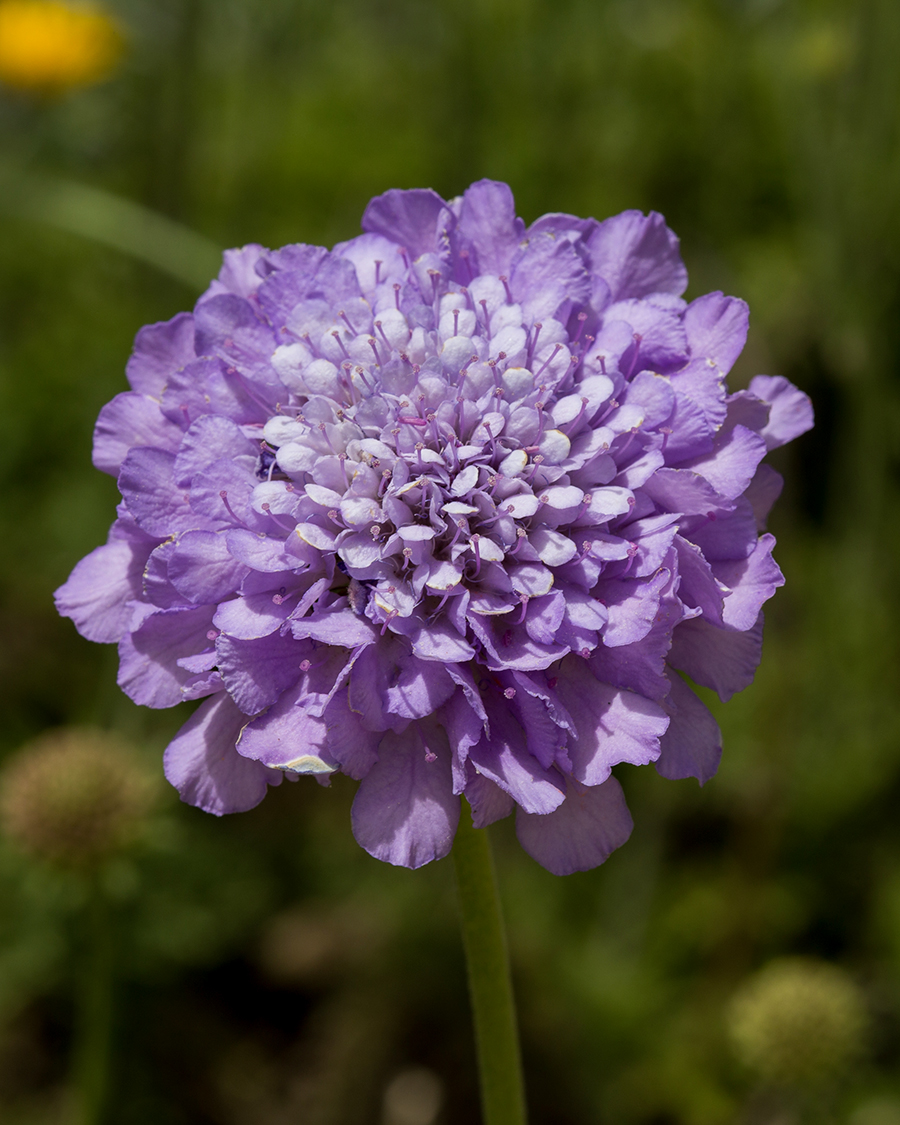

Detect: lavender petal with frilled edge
[56, 180, 813, 874]
[164, 692, 283, 815]
[516, 776, 634, 875]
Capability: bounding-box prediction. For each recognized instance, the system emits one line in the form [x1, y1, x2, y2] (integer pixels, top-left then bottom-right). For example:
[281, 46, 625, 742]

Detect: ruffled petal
[164, 692, 282, 815]
[587, 211, 687, 301]
[748, 375, 815, 449]
[351, 722, 459, 868]
[655, 672, 722, 784]
[516, 776, 633, 875]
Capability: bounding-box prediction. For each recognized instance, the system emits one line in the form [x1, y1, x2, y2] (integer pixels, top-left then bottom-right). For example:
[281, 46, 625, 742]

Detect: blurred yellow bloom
[0, 0, 123, 93]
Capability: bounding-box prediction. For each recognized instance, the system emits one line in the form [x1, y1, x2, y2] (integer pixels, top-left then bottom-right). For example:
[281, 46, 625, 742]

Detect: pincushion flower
[56, 180, 812, 875]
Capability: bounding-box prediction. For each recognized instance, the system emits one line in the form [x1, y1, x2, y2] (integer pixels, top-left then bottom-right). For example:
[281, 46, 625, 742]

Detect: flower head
[0, 1, 122, 94]
[0, 727, 153, 866]
[55, 181, 813, 874]
[728, 958, 867, 1089]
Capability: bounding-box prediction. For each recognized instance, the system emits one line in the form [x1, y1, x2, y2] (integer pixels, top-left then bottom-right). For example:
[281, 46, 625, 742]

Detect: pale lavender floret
[55, 180, 813, 874]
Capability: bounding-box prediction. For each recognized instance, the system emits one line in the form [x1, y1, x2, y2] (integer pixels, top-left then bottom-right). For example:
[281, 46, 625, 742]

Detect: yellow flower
[0, 0, 123, 93]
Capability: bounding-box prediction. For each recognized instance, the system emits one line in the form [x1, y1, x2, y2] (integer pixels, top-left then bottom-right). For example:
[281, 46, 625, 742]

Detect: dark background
[1, 0, 899, 1122]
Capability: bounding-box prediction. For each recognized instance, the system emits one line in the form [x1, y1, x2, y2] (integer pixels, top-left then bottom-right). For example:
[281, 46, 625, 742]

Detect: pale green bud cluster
[0, 728, 153, 867]
[728, 957, 867, 1089]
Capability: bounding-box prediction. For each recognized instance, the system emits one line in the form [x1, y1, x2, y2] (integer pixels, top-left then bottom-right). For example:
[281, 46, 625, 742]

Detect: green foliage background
[1, 0, 900, 1122]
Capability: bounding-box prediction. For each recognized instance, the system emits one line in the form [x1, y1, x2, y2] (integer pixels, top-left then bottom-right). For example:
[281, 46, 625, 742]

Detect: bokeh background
[1, 0, 899, 1122]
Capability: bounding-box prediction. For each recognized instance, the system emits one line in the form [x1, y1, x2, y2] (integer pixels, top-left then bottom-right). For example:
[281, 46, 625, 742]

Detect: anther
[206, 629, 219, 642]
[503, 686, 517, 699]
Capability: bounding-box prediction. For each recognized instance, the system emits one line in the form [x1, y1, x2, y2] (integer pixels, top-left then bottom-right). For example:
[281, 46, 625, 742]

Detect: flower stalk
[452, 804, 527, 1125]
[73, 875, 114, 1125]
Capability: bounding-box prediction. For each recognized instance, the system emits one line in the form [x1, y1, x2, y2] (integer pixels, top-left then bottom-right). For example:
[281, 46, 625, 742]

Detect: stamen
[564, 397, 590, 434]
[471, 534, 482, 577]
[261, 502, 295, 532]
[479, 299, 491, 334]
[572, 311, 588, 344]
[626, 333, 643, 378]
[515, 594, 529, 624]
[368, 337, 382, 367]
[330, 330, 350, 359]
[535, 343, 563, 378]
[374, 260, 382, 286]
[499, 274, 512, 303]
[339, 310, 357, 334]
[317, 421, 337, 452]
[393, 283, 402, 310]
[459, 249, 473, 283]
[453, 308, 460, 335]
[374, 320, 392, 352]
[218, 490, 245, 526]
[527, 322, 542, 365]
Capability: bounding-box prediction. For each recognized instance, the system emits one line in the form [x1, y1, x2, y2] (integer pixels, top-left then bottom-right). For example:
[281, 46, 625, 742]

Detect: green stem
[452, 803, 528, 1125]
[73, 877, 114, 1125]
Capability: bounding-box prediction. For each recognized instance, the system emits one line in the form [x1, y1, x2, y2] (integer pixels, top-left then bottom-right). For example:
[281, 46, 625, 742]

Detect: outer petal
[554, 656, 668, 785]
[510, 232, 592, 323]
[351, 723, 459, 868]
[456, 179, 525, 276]
[748, 375, 814, 449]
[668, 613, 764, 701]
[586, 211, 687, 301]
[468, 704, 566, 815]
[516, 776, 633, 875]
[125, 312, 195, 396]
[236, 681, 332, 771]
[714, 533, 784, 631]
[55, 533, 152, 644]
[117, 605, 216, 708]
[168, 530, 250, 605]
[655, 672, 722, 784]
[119, 448, 210, 537]
[164, 692, 282, 815]
[216, 631, 306, 714]
[93, 392, 182, 475]
[683, 292, 749, 375]
[362, 188, 450, 258]
[679, 424, 768, 501]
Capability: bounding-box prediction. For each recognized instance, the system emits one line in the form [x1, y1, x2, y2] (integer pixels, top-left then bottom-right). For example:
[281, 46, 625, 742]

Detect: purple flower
[55, 181, 812, 875]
